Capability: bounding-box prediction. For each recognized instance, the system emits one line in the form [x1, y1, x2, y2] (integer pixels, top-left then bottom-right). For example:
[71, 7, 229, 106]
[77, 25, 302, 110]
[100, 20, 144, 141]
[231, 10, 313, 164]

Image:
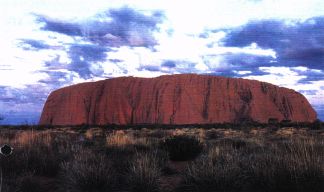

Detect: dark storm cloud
[140, 65, 160, 72]
[0, 85, 48, 109]
[86, 7, 164, 47]
[37, 7, 164, 47]
[223, 17, 324, 70]
[204, 71, 239, 78]
[292, 68, 324, 84]
[44, 56, 67, 70]
[282, 48, 324, 68]
[32, 7, 165, 80]
[67, 44, 109, 78]
[18, 39, 51, 50]
[224, 20, 286, 48]
[0, 85, 47, 124]
[37, 16, 83, 36]
[222, 53, 275, 70]
[38, 70, 72, 86]
[109, 59, 123, 63]
[298, 90, 318, 95]
[69, 44, 108, 62]
[162, 60, 176, 68]
[206, 67, 268, 78]
[199, 52, 274, 78]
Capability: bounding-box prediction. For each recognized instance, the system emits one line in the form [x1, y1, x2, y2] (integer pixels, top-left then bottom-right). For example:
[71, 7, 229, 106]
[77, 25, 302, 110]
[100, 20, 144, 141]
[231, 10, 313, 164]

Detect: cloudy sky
[1, 0, 324, 124]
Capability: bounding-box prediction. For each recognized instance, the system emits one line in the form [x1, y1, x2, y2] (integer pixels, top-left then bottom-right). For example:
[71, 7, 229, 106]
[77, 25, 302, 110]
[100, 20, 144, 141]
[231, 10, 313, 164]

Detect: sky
[0, 0, 324, 124]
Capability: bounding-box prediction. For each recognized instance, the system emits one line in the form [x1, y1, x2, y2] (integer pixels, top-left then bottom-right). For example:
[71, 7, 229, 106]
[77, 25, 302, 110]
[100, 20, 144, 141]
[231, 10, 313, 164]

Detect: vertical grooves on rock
[261, 82, 268, 94]
[154, 90, 159, 123]
[39, 74, 318, 125]
[202, 78, 211, 120]
[83, 97, 91, 124]
[157, 82, 169, 123]
[170, 84, 181, 124]
[281, 96, 293, 120]
[93, 83, 105, 124]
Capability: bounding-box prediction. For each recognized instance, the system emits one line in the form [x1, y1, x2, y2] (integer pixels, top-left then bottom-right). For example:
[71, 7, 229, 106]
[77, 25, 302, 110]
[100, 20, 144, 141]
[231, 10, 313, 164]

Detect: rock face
[39, 74, 317, 125]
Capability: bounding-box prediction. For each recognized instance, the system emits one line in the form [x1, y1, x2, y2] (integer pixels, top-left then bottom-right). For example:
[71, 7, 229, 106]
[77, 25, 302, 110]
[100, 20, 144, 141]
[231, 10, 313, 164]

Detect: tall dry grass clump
[0, 129, 54, 147]
[179, 137, 324, 192]
[0, 131, 73, 178]
[0, 129, 79, 191]
[127, 150, 167, 192]
[106, 130, 135, 147]
[106, 130, 154, 149]
[60, 149, 116, 192]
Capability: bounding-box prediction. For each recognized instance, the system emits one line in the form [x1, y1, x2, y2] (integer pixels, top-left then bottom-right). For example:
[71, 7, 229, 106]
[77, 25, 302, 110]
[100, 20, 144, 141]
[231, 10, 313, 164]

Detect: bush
[127, 150, 166, 192]
[205, 129, 221, 140]
[160, 135, 203, 161]
[148, 129, 170, 138]
[60, 150, 116, 192]
[0, 145, 61, 178]
[178, 147, 243, 192]
[179, 139, 324, 192]
[104, 145, 137, 174]
[17, 173, 43, 192]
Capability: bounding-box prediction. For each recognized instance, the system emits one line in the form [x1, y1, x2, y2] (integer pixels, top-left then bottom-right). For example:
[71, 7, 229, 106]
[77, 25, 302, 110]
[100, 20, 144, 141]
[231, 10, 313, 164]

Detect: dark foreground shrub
[105, 145, 136, 174]
[160, 135, 203, 161]
[0, 144, 61, 178]
[178, 147, 243, 192]
[17, 173, 43, 192]
[60, 150, 116, 192]
[127, 150, 166, 192]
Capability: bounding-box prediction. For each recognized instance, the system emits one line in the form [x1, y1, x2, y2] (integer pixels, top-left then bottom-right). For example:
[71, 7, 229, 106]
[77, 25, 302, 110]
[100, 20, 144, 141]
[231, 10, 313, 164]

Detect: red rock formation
[39, 74, 317, 125]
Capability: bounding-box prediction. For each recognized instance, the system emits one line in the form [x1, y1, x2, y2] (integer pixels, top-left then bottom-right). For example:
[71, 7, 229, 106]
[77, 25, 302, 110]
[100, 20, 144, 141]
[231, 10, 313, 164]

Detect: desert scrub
[127, 150, 167, 192]
[0, 130, 78, 190]
[179, 138, 324, 192]
[267, 138, 324, 192]
[160, 135, 203, 161]
[239, 139, 324, 192]
[0, 143, 61, 178]
[179, 146, 243, 192]
[205, 129, 221, 140]
[147, 129, 171, 139]
[16, 172, 44, 192]
[60, 150, 116, 192]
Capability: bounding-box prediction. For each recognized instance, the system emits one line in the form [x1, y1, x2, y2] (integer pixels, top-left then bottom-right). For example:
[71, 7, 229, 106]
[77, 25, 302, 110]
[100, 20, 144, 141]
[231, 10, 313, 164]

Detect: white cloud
[243, 66, 324, 107]
[143, 0, 324, 34]
[244, 66, 308, 87]
[0, 0, 320, 87]
[1, 0, 324, 122]
[234, 70, 252, 75]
